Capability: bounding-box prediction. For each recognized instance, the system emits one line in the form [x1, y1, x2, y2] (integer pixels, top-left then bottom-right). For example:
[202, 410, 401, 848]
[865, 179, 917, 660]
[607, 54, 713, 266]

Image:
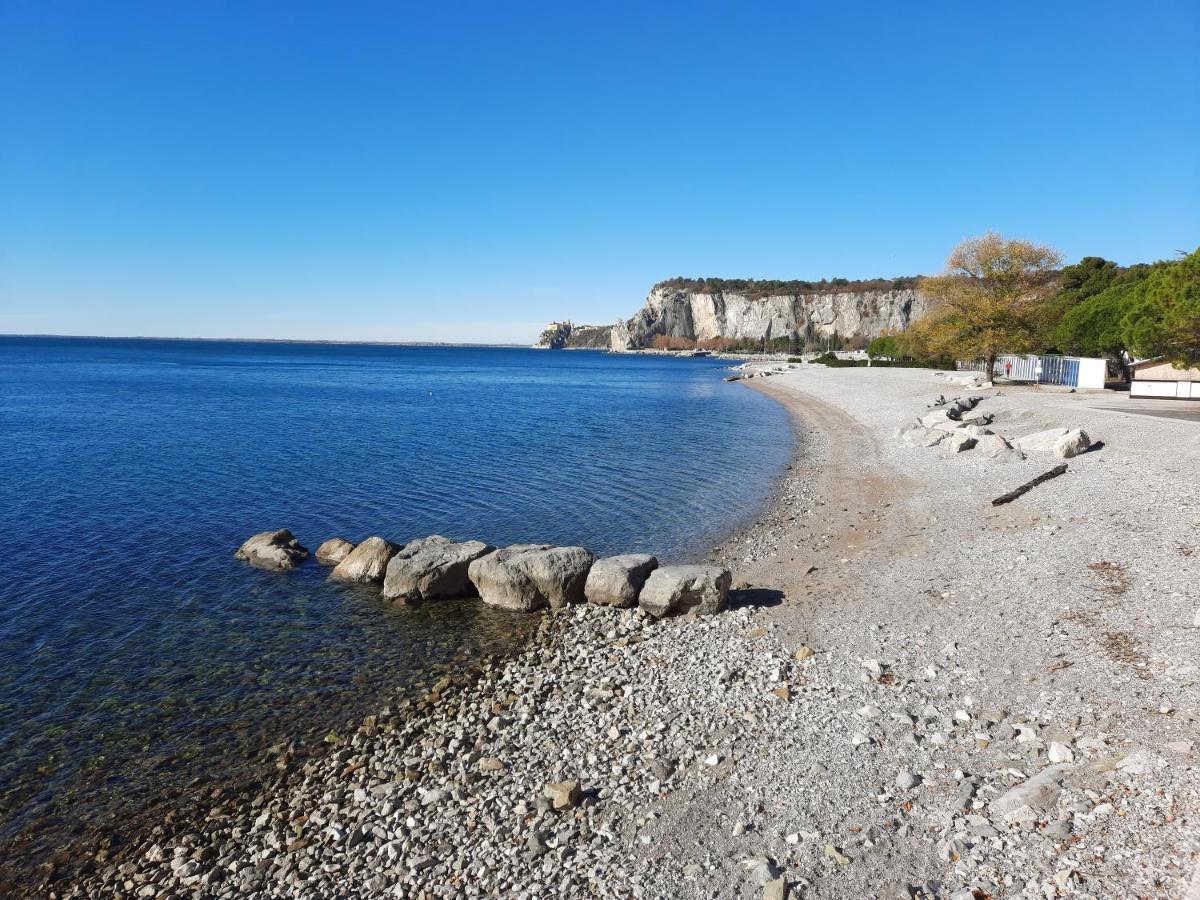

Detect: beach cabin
[985, 354, 1108, 390]
[1130, 358, 1200, 400]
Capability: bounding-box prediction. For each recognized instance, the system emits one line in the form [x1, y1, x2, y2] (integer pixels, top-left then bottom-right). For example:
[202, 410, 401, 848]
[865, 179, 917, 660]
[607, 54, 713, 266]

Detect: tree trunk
[986, 352, 998, 381]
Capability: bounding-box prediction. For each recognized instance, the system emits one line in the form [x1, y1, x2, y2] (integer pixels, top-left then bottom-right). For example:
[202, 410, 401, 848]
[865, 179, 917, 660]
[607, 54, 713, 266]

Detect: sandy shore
[51, 366, 1200, 899]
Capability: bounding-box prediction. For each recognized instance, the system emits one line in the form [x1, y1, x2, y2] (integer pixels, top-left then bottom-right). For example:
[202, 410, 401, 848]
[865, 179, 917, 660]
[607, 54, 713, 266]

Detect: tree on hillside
[1054, 263, 1152, 378]
[1040, 256, 1121, 345]
[1122, 248, 1200, 367]
[915, 232, 1063, 377]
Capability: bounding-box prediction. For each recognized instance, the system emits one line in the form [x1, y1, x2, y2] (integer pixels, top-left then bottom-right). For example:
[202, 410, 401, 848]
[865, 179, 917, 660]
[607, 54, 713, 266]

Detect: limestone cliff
[535, 322, 614, 350]
[610, 281, 930, 351]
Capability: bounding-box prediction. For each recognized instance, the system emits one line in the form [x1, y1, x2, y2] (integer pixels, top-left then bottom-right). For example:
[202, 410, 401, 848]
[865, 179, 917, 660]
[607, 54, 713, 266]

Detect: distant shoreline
[0, 333, 531, 349]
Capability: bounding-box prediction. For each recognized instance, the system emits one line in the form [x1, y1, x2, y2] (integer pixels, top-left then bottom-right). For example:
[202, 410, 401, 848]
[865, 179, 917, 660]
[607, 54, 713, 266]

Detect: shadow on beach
[727, 587, 785, 610]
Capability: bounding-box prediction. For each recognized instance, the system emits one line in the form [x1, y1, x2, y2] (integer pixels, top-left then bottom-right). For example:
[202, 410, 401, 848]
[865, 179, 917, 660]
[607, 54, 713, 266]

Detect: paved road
[1090, 402, 1200, 422]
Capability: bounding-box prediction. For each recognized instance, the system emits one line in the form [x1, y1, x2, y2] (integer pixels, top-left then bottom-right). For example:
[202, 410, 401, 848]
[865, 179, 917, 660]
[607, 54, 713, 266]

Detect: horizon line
[0, 332, 535, 349]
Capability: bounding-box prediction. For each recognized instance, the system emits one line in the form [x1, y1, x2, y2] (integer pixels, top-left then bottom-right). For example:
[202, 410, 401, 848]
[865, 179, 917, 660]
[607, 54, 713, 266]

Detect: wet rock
[381, 535, 495, 603]
[234, 529, 308, 570]
[469, 545, 596, 611]
[329, 536, 399, 583]
[314, 537, 355, 566]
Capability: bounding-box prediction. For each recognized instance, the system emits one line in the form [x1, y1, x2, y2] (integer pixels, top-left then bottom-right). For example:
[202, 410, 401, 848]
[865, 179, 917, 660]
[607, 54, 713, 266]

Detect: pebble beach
[49, 365, 1200, 900]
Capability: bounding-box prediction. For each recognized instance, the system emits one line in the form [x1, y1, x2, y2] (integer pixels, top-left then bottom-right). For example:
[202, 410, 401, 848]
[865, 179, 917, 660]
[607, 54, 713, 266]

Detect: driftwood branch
[991, 463, 1068, 506]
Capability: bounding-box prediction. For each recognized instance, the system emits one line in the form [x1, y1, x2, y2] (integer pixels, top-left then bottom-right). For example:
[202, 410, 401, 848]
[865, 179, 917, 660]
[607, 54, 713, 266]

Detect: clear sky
[2, 1, 1197, 343]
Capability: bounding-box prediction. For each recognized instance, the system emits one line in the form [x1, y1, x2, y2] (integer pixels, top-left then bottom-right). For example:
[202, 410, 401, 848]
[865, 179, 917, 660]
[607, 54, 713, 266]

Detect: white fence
[962, 354, 1106, 389]
[1131, 380, 1200, 400]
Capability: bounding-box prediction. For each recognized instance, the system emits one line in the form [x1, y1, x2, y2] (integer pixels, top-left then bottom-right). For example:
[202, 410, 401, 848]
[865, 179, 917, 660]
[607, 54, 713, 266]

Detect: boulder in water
[329, 536, 399, 584]
[468, 545, 597, 612]
[584, 554, 659, 607]
[382, 535, 496, 603]
[234, 529, 308, 570]
[315, 537, 355, 566]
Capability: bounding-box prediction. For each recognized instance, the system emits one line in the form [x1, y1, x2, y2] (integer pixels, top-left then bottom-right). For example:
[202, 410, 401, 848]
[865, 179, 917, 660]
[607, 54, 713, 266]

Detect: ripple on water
[0, 337, 793, 878]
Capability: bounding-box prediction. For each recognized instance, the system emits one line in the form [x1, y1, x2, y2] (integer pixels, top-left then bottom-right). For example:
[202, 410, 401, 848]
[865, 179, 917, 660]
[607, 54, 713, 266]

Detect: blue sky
[2, 1, 1197, 343]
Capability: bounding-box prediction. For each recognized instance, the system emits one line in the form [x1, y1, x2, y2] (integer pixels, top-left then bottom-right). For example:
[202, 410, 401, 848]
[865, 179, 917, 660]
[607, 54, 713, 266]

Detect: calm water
[0, 336, 791, 870]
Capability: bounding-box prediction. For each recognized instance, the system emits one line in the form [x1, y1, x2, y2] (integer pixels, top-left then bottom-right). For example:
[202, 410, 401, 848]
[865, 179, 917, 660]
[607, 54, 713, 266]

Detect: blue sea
[0, 336, 791, 875]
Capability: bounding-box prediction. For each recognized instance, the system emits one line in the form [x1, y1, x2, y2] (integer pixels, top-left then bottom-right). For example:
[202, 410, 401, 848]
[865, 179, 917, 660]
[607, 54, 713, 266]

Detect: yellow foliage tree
[919, 232, 1063, 376]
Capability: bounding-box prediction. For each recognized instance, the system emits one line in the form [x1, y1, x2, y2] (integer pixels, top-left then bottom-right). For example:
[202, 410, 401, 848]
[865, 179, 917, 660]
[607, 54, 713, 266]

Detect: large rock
[234, 529, 308, 570]
[943, 433, 977, 453]
[639, 565, 731, 618]
[1014, 428, 1069, 453]
[382, 535, 496, 603]
[901, 426, 946, 448]
[920, 409, 959, 428]
[975, 434, 1022, 459]
[1054, 428, 1092, 458]
[315, 537, 355, 566]
[584, 554, 659, 607]
[329, 536, 399, 584]
[468, 545, 597, 611]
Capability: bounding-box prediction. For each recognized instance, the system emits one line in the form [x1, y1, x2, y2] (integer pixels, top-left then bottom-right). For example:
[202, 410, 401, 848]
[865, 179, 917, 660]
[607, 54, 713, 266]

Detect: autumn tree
[918, 232, 1063, 376]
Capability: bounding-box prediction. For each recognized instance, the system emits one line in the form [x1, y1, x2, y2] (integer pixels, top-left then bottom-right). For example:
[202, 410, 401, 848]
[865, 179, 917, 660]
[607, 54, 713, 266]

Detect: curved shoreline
[2, 365, 805, 897]
[23, 366, 1200, 898]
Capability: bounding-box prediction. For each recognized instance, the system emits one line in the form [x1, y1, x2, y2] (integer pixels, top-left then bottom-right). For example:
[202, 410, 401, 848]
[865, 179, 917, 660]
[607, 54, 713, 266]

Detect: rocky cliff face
[536, 322, 615, 350]
[609, 285, 930, 351]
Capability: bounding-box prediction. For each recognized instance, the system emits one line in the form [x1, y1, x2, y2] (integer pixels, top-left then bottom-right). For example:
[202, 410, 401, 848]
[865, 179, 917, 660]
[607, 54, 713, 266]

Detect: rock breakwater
[237, 533, 731, 620]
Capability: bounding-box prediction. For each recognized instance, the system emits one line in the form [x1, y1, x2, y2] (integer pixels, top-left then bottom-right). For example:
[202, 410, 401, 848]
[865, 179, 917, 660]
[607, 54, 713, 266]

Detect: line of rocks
[234, 531, 733, 620]
[898, 395, 1094, 461]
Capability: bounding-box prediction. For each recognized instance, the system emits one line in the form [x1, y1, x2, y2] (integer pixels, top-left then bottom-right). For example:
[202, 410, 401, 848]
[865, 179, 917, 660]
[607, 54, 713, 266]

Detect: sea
[0, 336, 792, 877]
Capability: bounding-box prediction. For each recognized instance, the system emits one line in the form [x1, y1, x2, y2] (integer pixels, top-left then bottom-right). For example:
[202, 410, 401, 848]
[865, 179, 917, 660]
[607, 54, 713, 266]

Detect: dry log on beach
[991, 463, 1068, 506]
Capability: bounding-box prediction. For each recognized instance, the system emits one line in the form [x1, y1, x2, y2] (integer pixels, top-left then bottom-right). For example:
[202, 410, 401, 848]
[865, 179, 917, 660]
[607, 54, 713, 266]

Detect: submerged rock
[468, 545, 596, 611]
[584, 554, 659, 608]
[382, 535, 495, 603]
[329, 536, 399, 584]
[315, 537, 355, 566]
[639, 565, 731, 617]
[234, 529, 308, 570]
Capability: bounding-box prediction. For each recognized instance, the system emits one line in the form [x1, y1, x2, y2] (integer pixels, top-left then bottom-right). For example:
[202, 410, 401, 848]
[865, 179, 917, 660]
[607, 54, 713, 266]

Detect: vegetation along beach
[2, 2, 1197, 898]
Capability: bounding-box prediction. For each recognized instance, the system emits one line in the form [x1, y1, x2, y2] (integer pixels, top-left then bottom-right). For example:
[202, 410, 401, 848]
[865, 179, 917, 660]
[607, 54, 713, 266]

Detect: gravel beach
[51, 366, 1200, 900]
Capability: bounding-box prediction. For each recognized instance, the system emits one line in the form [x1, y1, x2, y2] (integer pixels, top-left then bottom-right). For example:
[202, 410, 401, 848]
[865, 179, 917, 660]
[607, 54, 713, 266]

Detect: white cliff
[610, 283, 929, 350]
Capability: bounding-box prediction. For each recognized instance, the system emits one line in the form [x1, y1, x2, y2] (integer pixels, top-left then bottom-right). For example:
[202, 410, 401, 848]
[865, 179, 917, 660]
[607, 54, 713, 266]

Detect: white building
[1130, 357, 1200, 399]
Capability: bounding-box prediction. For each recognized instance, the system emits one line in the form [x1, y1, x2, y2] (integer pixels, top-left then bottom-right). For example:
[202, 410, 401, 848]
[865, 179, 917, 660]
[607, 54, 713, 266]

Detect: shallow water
[0, 337, 791, 869]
